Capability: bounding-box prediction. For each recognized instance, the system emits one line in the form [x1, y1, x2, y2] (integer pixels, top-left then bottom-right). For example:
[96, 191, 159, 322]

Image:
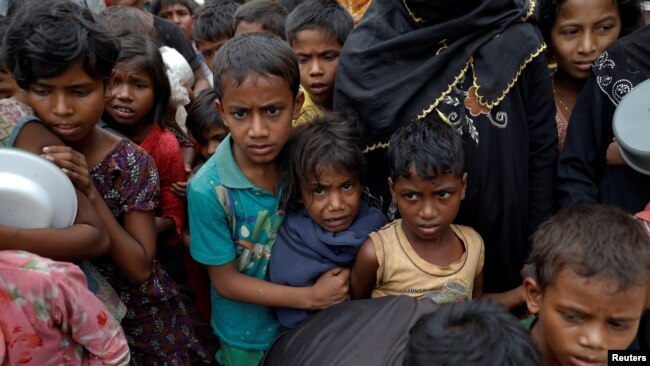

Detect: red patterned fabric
[140, 124, 186, 245]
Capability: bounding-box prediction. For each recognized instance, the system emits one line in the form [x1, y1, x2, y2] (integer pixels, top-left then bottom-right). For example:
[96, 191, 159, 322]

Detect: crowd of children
[0, 0, 649, 365]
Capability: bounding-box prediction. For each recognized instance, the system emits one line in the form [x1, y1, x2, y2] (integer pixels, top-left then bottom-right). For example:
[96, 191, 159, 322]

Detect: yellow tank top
[370, 220, 484, 303]
[293, 86, 324, 126]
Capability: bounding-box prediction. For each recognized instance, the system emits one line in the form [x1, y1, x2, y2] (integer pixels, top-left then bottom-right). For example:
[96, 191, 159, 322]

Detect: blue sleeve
[188, 169, 236, 266]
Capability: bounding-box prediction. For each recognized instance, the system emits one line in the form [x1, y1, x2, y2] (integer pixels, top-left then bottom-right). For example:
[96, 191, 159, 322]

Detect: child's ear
[460, 172, 468, 200]
[214, 98, 228, 128]
[388, 177, 396, 203]
[292, 89, 305, 120]
[523, 277, 542, 315]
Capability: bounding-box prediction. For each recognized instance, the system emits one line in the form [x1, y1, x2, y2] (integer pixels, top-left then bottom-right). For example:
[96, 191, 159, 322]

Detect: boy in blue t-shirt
[188, 33, 350, 366]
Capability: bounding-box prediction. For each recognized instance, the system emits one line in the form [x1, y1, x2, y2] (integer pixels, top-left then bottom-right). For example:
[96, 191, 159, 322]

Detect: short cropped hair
[213, 33, 300, 99]
[285, 0, 354, 46]
[193, 0, 241, 42]
[234, 0, 289, 39]
[282, 112, 365, 210]
[151, 0, 198, 15]
[388, 115, 465, 182]
[186, 88, 226, 145]
[1, 0, 119, 90]
[277, 0, 303, 12]
[530, 204, 650, 292]
[539, 0, 643, 48]
[405, 301, 542, 366]
[100, 6, 157, 39]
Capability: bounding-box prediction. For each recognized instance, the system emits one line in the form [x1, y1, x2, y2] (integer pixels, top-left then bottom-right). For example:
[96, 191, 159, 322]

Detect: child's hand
[606, 139, 626, 166]
[171, 181, 188, 197]
[42, 145, 93, 196]
[309, 267, 351, 310]
[181, 228, 191, 249]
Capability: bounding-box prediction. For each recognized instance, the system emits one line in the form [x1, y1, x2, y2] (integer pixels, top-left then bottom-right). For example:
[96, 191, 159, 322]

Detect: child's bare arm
[0, 123, 110, 260]
[350, 238, 379, 299]
[474, 271, 525, 309]
[0, 188, 109, 261]
[41, 145, 158, 284]
[95, 201, 157, 285]
[208, 261, 350, 310]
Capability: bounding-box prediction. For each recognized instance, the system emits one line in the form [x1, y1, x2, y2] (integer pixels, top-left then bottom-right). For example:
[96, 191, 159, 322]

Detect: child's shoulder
[142, 125, 182, 154]
[450, 224, 483, 245]
[100, 138, 154, 167]
[189, 153, 220, 188]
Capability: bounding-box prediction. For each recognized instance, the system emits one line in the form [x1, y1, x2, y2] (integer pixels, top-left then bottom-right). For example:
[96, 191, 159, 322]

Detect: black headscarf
[593, 25, 650, 106]
[334, 0, 545, 149]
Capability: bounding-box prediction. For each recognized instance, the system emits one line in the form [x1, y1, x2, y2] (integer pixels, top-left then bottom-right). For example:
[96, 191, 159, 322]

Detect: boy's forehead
[396, 164, 461, 182]
[546, 266, 649, 302]
[292, 28, 341, 45]
[220, 73, 293, 93]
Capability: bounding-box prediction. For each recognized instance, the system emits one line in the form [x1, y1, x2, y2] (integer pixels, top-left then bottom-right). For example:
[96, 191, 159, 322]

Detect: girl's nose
[328, 191, 345, 211]
[52, 94, 72, 116]
[578, 32, 596, 55]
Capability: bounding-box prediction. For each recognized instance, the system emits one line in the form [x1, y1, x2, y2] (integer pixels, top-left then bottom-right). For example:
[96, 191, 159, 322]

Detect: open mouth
[112, 105, 135, 118]
[309, 83, 328, 96]
[324, 216, 349, 228]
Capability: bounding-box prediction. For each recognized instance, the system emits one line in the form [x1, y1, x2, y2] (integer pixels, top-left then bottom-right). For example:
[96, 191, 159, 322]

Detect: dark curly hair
[1, 0, 119, 90]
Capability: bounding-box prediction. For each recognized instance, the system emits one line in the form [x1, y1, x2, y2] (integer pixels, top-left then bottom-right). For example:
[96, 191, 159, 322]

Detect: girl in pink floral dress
[0, 250, 130, 365]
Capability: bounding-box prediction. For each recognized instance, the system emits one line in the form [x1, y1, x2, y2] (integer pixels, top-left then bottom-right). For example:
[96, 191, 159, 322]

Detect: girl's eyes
[342, 183, 354, 191]
[403, 193, 418, 201]
[436, 191, 451, 199]
[561, 28, 579, 37]
[313, 187, 326, 196]
[597, 24, 615, 33]
[266, 107, 280, 116]
[31, 89, 50, 96]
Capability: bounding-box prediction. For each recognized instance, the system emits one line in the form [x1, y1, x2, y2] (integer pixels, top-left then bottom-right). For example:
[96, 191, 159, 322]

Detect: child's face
[105, 60, 155, 128]
[389, 169, 466, 244]
[551, 0, 621, 80]
[291, 29, 341, 109]
[200, 124, 228, 160]
[159, 3, 193, 39]
[196, 37, 229, 71]
[525, 268, 647, 366]
[215, 74, 303, 167]
[24, 63, 106, 145]
[0, 69, 21, 100]
[301, 165, 363, 233]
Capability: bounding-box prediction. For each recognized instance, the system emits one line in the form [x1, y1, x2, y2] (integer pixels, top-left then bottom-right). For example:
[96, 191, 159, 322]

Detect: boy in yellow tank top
[351, 113, 524, 308]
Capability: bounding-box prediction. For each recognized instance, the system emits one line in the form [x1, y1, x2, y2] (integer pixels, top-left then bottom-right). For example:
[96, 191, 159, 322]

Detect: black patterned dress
[90, 139, 210, 365]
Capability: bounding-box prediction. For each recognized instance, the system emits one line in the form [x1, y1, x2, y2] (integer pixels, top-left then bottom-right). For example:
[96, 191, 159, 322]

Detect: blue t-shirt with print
[188, 135, 284, 350]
